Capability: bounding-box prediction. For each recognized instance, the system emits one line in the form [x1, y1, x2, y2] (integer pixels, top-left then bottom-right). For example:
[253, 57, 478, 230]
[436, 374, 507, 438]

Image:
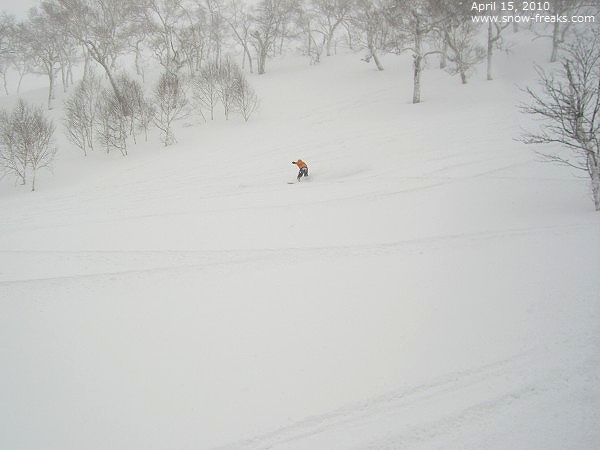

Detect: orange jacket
[293, 159, 308, 169]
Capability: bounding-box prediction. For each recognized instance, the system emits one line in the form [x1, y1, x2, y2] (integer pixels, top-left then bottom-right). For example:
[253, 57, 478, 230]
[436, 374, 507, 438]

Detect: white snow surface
[1, 38, 599, 450]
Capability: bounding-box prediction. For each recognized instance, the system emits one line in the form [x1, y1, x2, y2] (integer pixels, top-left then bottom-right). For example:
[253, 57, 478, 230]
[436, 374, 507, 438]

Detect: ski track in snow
[216, 340, 599, 450]
[2, 44, 600, 450]
[0, 220, 594, 285]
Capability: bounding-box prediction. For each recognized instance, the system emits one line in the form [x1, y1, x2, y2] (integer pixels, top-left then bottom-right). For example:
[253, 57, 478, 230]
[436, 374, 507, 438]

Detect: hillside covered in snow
[1, 18, 599, 450]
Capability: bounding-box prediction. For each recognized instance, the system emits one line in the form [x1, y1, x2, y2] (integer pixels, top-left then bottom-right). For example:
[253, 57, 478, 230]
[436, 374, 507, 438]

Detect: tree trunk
[325, 20, 341, 57]
[326, 33, 333, 56]
[2, 72, 8, 95]
[257, 45, 267, 74]
[60, 59, 67, 92]
[17, 73, 24, 93]
[413, 23, 423, 104]
[439, 40, 447, 70]
[253, 33, 268, 75]
[550, 21, 560, 63]
[371, 49, 384, 71]
[589, 153, 600, 211]
[47, 66, 55, 110]
[368, 36, 383, 71]
[413, 54, 422, 104]
[87, 42, 129, 115]
[135, 44, 144, 80]
[243, 43, 253, 73]
[487, 22, 494, 80]
[83, 50, 91, 81]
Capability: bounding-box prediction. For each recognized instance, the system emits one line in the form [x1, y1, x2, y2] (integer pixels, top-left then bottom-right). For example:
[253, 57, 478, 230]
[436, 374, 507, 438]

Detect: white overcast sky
[0, 0, 39, 18]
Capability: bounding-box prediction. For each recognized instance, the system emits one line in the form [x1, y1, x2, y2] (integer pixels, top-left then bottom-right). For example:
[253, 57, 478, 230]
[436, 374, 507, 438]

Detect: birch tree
[443, 21, 485, 84]
[143, 0, 194, 73]
[153, 71, 188, 146]
[388, 0, 441, 103]
[193, 60, 220, 120]
[250, 0, 297, 74]
[311, 0, 352, 57]
[234, 72, 259, 121]
[0, 107, 26, 185]
[0, 100, 56, 191]
[20, 8, 62, 109]
[27, 104, 57, 191]
[64, 71, 102, 155]
[96, 87, 129, 155]
[520, 31, 600, 211]
[349, 0, 391, 71]
[533, 0, 586, 63]
[49, 0, 140, 115]
[485, 21, 510, 81]
[0, 13, 16, 95]
[223, 0, 254, 72]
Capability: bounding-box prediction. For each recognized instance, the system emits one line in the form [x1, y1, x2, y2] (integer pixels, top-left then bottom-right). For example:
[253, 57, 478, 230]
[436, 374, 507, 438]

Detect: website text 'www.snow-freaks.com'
[471, 2, 596, 24]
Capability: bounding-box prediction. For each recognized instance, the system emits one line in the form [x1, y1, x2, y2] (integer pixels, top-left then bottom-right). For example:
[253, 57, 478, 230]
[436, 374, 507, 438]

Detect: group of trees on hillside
[0, 100, 56, 191]
[63, 55, 257, 155]
[0, 0, 599, 210]
[520, 28, 600, 211]
[0, 0, 598, 107]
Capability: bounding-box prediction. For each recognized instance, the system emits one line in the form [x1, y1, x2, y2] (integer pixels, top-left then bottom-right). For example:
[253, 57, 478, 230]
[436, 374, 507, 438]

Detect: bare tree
[178, 2, 210, 75]
[432, 0, 485, 84]
[220, 57, 258, 120]
[250, 0, 280, 75]
[19, 8, 62, 109]
[153, 71, 189, 146]
[27, 104, 57, 191]
[50, 0, 140, 115]
[0, 13, 16, 95]
[520, 31, 600, 211]
[143, 0, 194, 73]
[349, 0, 391, 71]
[485, 21, 510, 81]
[216, 57, 238, 119]
[296, 6, 326, 64]
[223, 0, 254, 72]
[0, 107, 26, 185]
[124, 77, 155, 142]
[464, 0, 510, 80]
[116, 73, 155, 144]
[192, 60, 220, 120]
[0, 99, 56, 191]
[96, 88, 129, 156]
[443, 21, 485, 84]
[250, 0, 297, 74]
[56, 29, 78, 92]
[387, 0, 442, 103]
[532, 0, 586, 63]
[192, 57, 258, 121]
[311, 0, 352, 57]
[205, 0, 230, 64]
[234, 72, 259, 121]
[10, 21, 33, 93]
[64, 71, 102, 155]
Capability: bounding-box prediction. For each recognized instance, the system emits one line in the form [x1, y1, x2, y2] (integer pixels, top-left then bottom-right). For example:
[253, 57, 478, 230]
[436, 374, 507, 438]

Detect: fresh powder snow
[0, 29, 599, 450]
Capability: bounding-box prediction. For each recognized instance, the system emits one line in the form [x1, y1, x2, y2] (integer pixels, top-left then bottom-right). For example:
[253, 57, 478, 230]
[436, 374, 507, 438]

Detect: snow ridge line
[0, 221, 593, 285]
[0, 252, 274, 286]
[214, 345, 584, 450]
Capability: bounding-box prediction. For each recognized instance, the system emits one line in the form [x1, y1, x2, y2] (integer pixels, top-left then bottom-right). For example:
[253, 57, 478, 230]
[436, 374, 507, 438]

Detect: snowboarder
[292, 159, 308, 181]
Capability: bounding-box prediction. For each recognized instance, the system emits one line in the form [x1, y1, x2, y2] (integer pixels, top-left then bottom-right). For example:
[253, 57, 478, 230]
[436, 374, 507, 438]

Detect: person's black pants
[298, 167, 308, 179]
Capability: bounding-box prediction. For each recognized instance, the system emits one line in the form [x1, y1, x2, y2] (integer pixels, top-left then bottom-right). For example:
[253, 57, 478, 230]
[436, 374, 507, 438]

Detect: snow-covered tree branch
[520, 30, 600, 210]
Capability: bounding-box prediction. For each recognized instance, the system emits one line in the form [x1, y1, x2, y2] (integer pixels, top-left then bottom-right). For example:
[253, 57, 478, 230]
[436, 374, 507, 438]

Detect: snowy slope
[1, 35, 599, 450]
